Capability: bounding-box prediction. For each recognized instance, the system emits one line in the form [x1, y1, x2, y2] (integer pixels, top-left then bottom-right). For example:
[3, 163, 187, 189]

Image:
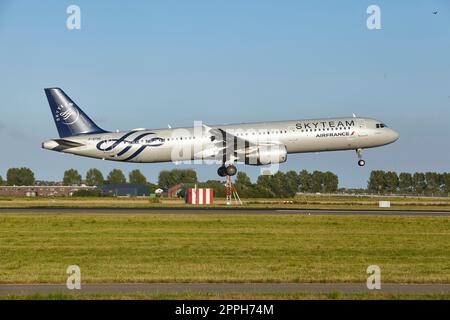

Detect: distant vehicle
[42, 88, 399, 177]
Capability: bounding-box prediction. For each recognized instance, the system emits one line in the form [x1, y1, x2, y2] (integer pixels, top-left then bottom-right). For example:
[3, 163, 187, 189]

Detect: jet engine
[244, 145, 287, 165]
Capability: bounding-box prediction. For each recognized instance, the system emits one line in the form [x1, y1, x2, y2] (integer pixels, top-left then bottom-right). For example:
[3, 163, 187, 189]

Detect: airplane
[42, 88, 399, 177]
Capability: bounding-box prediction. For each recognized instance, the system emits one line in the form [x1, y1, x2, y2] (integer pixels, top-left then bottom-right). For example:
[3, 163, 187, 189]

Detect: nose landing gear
[356, 148, 366, 167]
[217, 164, 237, 177]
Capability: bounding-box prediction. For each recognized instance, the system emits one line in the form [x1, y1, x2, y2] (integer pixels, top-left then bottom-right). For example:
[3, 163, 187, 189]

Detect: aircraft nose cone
[390, 129, 400, 142]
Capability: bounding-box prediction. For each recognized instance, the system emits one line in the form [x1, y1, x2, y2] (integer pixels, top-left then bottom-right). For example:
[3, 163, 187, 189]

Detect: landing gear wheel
[226, 165, 237, 176]
[356, 149, 365, 167]
[217, 166, 228, 177]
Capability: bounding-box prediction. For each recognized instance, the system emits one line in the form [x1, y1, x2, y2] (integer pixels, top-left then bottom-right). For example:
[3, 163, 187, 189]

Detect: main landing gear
[356, 148, 366, 167]
[218, 164, 237, 177]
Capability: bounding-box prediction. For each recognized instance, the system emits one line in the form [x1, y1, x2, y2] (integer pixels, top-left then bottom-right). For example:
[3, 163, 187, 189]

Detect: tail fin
[45, 88, 107, 138]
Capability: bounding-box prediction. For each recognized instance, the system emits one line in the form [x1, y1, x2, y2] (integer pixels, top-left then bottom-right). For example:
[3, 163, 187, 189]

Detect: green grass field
[0, 213, 449, 284]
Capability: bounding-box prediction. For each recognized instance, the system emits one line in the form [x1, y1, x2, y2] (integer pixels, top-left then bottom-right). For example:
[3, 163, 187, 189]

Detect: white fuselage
[42, 117, 399, 165]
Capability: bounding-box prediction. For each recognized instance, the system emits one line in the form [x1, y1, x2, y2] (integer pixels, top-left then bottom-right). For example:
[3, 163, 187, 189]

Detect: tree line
[0, 167, 155, 188]
[234, 170, 338, 198]
[3, 166, 450, 197]
[368, 170, 450, 196]
[0, 167, 338, 198]
[156, 169, 338, 198]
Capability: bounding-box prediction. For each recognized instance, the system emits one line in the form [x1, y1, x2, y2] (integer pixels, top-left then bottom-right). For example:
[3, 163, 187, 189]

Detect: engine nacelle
[244, 145, 287, 166]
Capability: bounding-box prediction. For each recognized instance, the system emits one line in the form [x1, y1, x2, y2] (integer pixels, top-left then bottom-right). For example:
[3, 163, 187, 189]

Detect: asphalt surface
[0, 207, 449, 216]
[0, 283, 449, 296]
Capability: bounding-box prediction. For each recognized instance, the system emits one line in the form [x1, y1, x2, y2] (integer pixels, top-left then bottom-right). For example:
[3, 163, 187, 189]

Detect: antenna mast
[226, 175, 242, 205]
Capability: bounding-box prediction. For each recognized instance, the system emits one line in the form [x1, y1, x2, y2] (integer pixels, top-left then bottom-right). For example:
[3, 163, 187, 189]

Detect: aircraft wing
[203, 124, 258, 150]
[197, 124, 265, 162]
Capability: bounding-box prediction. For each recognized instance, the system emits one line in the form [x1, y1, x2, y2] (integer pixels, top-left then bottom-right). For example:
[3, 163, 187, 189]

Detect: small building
[98, 184, 149, 197]
[186, 188, 214, 205]
[0, 186, 94, 197]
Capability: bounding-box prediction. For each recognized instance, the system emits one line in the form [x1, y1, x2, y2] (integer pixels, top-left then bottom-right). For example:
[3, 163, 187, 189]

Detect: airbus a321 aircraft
[42, 88, 399, 177]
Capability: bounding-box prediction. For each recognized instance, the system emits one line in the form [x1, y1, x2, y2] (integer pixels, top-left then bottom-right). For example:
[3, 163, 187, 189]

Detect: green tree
[107, 169, 127, 184]
[63, 169, 82, 186]
[298, 170, 312, 193]
[158, 169, 197, 189]
[425, 172, 441, 196]
[129, 169, 148, 185]
[323, 171, 339, 193]
[199, 180, 227, 198]
[285, 171, 299, 197]
[255, 172, 298, 198]
[442, 173, 450, 195]
[157, 170, 172, 189]
[413, 172, 426, 195]
[86, 168, 104, 186]
[235, 172, 255, 198]
[253, 184, 274, 198]
[398, 172, 413, 194]
[6, 167, 35, 186]
[266, 172, 282, 197]
[0, 175, 3, 186]
[256, 175, 274, 197]
[384, 171, 399, 194]
[310, 171, 324, 193]
[368, 170, 386, 194]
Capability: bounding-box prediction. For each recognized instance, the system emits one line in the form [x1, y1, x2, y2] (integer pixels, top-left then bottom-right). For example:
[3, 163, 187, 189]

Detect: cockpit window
[376, 123, 388, 128]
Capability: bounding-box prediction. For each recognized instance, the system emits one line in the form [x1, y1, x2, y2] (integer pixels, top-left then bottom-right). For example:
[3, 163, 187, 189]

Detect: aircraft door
[357, 119, 368, 137]
[288, 125, 298, 142]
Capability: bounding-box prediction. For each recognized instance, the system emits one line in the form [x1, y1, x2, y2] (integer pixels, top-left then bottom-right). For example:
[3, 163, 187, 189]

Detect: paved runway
[0, 283, 449, 296]
[0, 207, 449, 216]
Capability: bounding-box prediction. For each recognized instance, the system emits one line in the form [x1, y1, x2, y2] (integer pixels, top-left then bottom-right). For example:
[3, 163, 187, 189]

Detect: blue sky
[0, 0, 449, 187]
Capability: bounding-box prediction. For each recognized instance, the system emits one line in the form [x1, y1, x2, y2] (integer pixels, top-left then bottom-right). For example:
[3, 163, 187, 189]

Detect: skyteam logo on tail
[55, 103, 80, 125]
